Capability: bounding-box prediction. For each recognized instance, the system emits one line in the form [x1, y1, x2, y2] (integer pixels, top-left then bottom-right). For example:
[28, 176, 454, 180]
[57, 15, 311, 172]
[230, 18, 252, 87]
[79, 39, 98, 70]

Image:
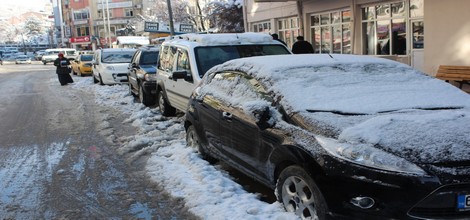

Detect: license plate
[457, 194, 470, 210]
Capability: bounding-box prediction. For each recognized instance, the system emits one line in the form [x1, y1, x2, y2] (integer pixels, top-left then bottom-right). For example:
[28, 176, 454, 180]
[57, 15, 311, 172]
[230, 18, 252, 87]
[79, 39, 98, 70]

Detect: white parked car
[156, 32, 291, 116]
[92, 48, 136, 85]
[15, 55, 31, 64]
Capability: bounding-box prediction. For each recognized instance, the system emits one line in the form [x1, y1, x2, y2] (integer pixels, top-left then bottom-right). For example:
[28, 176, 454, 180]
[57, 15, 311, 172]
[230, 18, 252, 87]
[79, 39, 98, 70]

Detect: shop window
[252, 21, 271, 33]
[278, 17, 299, 48]
[310, 9, 351, 54]
[362, 1, 410, 55]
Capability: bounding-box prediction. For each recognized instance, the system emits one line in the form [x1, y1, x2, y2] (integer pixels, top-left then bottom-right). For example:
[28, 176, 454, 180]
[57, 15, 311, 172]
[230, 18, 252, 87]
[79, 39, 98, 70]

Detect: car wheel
[276, 165, 328, 220]
[186, 125, 217, 163]
[43, 62, 46, 65]
[72, 69, 77, 75]
[139, 83, 156, 106]
[93, 74, 99, 84]
[157, 89, 176, 117]
[99, 74, 105, 85]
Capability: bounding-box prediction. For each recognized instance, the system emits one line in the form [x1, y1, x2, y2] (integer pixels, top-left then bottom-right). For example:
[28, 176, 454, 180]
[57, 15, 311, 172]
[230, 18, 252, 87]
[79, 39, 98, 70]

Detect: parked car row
[78, 33, 470, 219]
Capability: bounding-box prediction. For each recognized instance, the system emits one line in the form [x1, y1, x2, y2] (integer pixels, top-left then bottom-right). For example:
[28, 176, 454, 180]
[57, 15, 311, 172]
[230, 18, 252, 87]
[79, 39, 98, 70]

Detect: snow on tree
[204, 0, 244, 33]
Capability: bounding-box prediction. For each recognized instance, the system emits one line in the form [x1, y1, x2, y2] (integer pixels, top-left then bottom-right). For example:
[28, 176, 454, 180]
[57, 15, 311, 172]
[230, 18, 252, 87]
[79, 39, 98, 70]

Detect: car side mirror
[254, 106, 274, 130]
[171, 70, 193, 82]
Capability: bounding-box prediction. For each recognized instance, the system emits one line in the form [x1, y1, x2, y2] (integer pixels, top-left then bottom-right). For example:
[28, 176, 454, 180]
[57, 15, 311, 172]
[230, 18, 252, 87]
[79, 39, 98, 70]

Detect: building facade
[59, 0, 143, 50]
[245, 0, 470, 75]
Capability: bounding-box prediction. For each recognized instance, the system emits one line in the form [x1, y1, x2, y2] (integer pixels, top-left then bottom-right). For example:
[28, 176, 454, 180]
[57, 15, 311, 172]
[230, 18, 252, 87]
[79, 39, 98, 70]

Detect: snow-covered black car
[184, 54, 470, 219]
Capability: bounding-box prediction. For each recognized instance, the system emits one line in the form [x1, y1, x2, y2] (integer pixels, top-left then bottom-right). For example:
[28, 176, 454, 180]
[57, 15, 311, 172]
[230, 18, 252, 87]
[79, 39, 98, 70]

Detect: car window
[160, 46, 177, 71]
[176, 49, 191, 74]
[140, 51, 159, 65]
[80, 55, 93, 61]
[101, 51, 135, 63]
[195, 45, 290, 78]
[202, 71, 273, 109]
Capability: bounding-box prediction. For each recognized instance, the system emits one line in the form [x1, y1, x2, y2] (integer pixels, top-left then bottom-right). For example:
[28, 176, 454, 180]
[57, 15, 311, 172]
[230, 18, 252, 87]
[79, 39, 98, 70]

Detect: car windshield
[65, 50, 76, 55]
[101, 51, 135, 63]
[140, 51, 159, 65]
[195, 45, 290, 77]
[80, 55, 93, 61]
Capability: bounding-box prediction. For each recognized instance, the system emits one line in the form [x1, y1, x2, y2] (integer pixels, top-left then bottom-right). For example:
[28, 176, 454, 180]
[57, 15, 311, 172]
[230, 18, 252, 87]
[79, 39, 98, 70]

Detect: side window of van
[158, 46, 168, 71]
[176, 49, 191, 75]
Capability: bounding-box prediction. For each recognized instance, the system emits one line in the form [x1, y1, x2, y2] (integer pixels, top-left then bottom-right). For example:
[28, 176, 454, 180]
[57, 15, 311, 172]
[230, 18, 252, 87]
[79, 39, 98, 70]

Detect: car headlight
[144, 73, 157, 81]
[316, 136, 427, 175]
[106, 66, 115, 71]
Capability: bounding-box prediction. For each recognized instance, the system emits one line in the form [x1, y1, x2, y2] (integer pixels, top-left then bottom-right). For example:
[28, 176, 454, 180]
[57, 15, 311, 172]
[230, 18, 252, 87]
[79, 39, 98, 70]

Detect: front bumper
[316, 157, 470, 219]
[142, 81, 157, 95]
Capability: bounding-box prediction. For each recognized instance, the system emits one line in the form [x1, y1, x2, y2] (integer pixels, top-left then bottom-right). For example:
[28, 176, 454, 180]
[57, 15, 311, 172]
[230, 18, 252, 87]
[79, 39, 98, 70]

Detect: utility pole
[58, 0, 65, 47]
[166, 0, 175, 36]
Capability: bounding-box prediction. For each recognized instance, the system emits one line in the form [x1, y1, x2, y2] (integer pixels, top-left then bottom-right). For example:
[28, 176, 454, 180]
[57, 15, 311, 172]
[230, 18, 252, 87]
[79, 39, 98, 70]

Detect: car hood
[301, 108, 470, 165]
[140, 65, 156, 73]
[101, 63, 129, 72]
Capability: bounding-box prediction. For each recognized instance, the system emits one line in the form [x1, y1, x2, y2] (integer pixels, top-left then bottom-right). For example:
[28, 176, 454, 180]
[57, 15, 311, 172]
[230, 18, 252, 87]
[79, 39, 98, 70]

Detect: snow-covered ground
[71, 77, 297, 220]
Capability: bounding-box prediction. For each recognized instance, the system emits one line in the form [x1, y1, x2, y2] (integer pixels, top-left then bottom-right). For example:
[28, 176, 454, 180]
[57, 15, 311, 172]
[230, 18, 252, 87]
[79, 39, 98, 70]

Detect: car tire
[157, 89, 176, 117]
[276, 165, 328, 220]
[72, 69, 77, 75]
[186, 125, 217, 163]
[43, 62, 46, 65]
[93, 74, 99, 84]
[139, 83, 156, 106]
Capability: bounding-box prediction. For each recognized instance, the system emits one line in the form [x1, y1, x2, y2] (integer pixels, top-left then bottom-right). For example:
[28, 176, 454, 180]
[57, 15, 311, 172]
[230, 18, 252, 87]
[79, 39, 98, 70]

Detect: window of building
[98, 9, 113, 19]
[74, 10, 89, 20]
[310, 9, 351, 54]
[124, 8, 134, 17]
[76, 26, 90, 36]
[252, 21, 271, 34]
[278, 17, 299, 48]
[361, 1, 422, 55]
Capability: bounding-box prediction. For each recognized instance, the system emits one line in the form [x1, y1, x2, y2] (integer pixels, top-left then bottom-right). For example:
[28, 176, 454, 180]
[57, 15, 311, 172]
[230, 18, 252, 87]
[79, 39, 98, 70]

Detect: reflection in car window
[195, 45, 290, 78]
[202, 71, 272, 109]
[101, 51, 135, 63]
[176, 50, 191, 74]
[140, 51, 159, 65]
[80, 55, 93, 61]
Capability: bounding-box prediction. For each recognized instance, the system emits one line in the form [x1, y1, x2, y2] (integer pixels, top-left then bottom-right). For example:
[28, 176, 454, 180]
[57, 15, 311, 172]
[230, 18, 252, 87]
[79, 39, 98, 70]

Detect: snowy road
[0, 63, 196, 219]
[0, 62, 296, 219]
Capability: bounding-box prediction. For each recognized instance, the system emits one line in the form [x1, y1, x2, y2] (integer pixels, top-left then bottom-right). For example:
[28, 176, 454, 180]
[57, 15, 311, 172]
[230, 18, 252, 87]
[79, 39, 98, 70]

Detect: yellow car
[71, 54, 94, 76]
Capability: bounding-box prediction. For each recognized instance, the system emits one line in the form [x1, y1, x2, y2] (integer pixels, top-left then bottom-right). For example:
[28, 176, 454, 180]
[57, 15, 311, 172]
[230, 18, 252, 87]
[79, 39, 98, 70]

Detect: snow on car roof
[208, 54, 470, 114]
[166, 32, 281, 47]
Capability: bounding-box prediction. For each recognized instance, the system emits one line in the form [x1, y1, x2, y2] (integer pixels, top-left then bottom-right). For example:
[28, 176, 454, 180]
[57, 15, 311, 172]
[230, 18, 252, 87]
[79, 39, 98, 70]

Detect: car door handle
[222, 112, 232, 120]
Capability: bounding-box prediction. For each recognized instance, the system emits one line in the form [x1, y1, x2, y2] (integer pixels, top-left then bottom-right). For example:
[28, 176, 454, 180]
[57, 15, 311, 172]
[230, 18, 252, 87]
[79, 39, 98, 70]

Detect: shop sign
[70, 36, 91, 43]
[97, 1, 132, 9]
[144, 22, 159, 32]
[179, 24, 194, 33]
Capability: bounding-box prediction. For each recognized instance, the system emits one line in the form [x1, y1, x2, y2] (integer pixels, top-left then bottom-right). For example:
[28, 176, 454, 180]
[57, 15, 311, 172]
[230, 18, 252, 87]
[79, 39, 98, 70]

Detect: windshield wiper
[378, 107, 463, 114]
[306, 109, 367, 116]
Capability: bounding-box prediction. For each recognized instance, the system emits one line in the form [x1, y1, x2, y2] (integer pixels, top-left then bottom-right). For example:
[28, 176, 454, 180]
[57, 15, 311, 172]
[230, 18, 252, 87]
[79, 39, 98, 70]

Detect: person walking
[292, 36, 314, 54]
[271, 33, 287, 46]
[53, 53, 74, 86]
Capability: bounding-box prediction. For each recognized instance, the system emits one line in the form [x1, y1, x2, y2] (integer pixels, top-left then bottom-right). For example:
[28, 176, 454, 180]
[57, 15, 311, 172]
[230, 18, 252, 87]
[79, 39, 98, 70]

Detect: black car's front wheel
[276, 165, 328, 220]
[157, 89, 176, 117]
[139, 83, 156, 106]
[186, 125, 216, 163]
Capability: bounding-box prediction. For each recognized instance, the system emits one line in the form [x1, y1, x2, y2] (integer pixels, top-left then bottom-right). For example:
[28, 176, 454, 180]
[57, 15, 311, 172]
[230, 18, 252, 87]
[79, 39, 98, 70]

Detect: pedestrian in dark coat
[292, 36, 314, 54]
[53, 53, 74, 86]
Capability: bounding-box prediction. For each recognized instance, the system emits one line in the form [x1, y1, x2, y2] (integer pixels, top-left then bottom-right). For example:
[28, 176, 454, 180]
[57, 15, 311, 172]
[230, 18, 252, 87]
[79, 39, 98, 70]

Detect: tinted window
[101, 51, 135, 63]
[140, 51, 159, 65]
[80, 55, 93, 61]
[195, 45, 290, 77]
